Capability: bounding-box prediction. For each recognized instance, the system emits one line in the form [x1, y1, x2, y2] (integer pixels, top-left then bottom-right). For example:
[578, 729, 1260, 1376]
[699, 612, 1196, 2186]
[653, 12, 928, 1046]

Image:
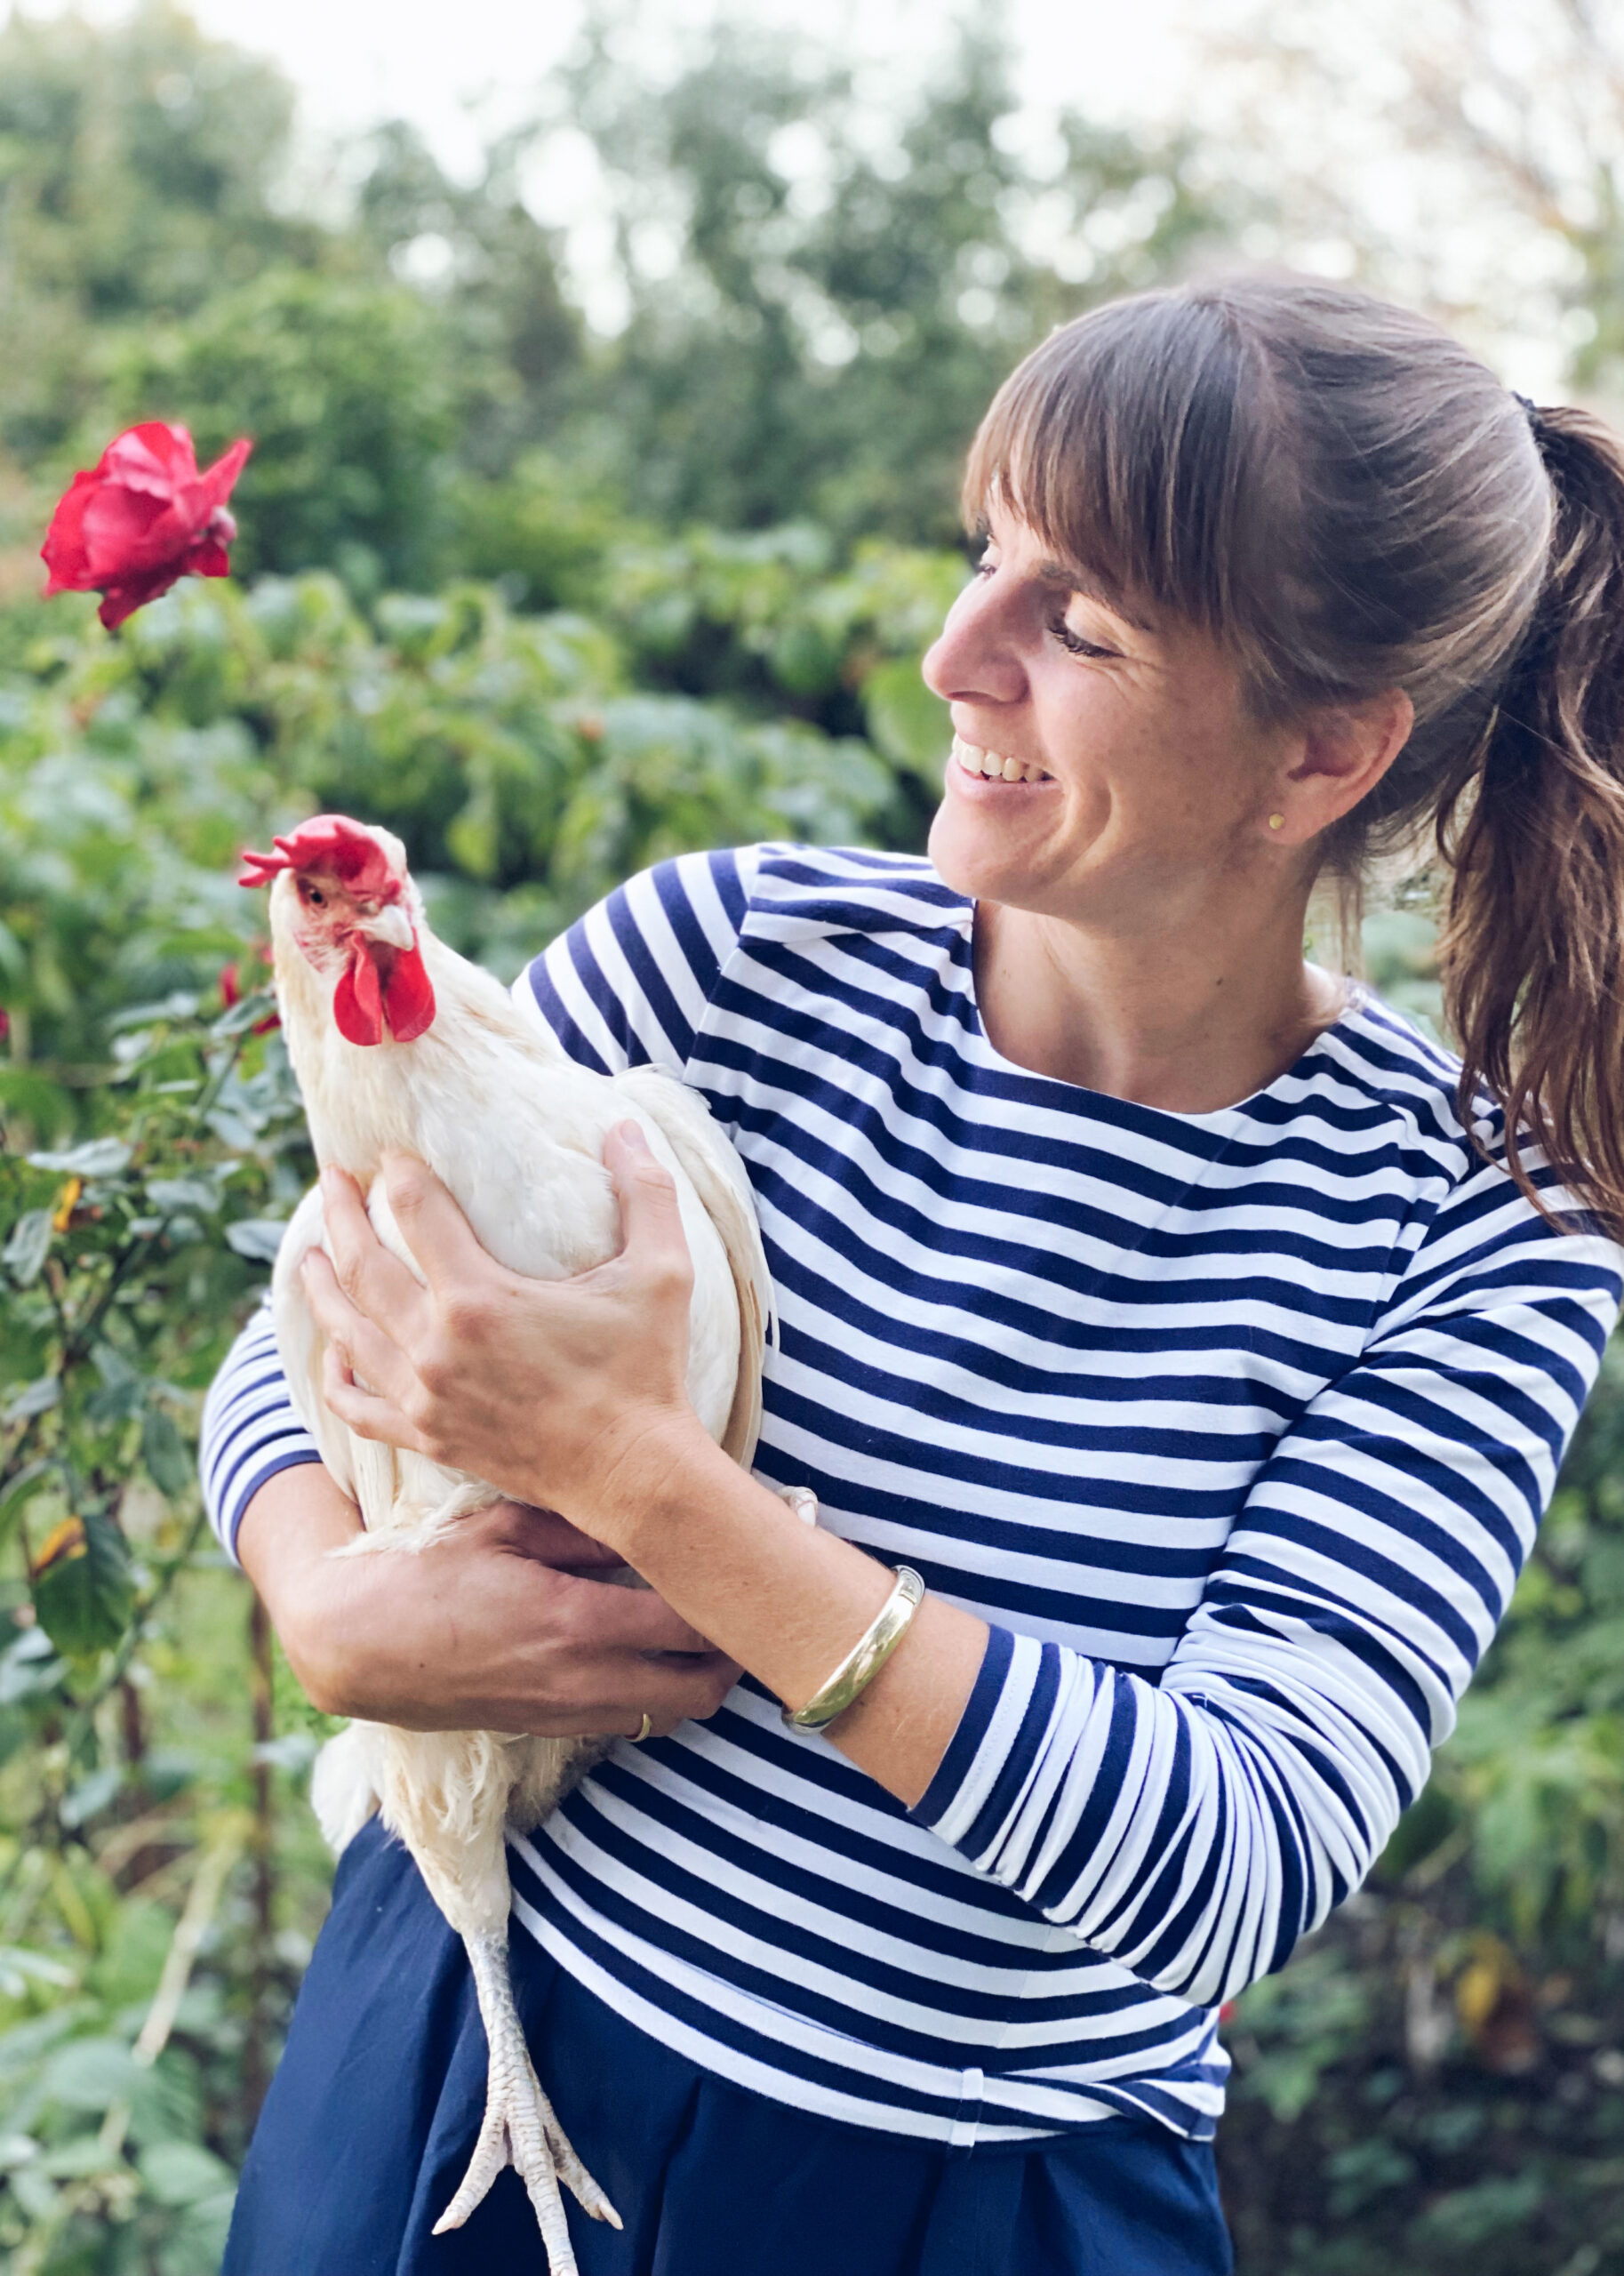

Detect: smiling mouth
[951, 736, 1054, 786]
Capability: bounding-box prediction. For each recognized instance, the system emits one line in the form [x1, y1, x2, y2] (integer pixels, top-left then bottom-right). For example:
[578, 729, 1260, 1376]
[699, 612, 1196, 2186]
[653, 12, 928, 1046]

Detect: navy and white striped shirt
[201, 843, 1622, 2145]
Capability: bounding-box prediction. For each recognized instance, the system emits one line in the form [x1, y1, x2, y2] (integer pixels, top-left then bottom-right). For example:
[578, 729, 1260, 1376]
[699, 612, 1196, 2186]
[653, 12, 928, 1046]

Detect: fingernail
[617, 1120, 652, 1153]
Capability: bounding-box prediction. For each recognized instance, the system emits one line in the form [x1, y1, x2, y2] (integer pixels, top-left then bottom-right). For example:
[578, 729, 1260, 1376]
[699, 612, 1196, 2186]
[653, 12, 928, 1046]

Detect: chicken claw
[433, 1925, 621, 2274]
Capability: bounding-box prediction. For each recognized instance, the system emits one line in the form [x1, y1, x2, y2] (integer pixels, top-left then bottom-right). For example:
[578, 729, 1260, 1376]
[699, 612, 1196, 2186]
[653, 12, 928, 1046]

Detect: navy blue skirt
[226, 1815, 1233, 2276]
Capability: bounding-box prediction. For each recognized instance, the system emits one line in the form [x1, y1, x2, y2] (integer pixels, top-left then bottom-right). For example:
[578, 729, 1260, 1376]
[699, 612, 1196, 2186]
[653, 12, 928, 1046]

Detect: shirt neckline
[952, 898, 1374, 1128]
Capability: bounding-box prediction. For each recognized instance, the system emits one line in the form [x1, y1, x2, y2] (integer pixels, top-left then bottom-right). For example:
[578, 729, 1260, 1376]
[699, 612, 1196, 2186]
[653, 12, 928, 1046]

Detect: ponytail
[1438, 404, 1624, 1236]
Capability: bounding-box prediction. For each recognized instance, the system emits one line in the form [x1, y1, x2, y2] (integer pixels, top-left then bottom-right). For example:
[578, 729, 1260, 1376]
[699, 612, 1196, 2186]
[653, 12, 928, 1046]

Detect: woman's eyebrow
[1035, 557, 1154, 634]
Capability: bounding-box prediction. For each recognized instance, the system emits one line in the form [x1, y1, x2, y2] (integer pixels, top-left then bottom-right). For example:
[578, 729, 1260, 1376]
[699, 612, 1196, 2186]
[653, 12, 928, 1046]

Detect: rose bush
[41, 425, 253, 631]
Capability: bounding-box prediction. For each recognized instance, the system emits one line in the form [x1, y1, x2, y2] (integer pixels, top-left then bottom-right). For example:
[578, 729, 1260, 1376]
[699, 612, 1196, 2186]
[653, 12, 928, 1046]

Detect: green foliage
[557, 13, 1229, 542]
[116, 268, 458, 594]
[0, 4, 1234, 595]
[0, 2, 313, 462]
[0, 979, 312, 2270]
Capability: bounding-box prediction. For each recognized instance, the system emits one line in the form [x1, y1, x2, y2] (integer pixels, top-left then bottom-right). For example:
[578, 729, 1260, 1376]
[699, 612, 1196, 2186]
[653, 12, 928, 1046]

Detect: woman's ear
[1280, 689, 1414, 834]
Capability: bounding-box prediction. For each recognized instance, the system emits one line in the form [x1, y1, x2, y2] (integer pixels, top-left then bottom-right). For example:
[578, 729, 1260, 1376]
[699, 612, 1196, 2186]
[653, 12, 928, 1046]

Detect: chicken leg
[432, 1921, 620, 2271]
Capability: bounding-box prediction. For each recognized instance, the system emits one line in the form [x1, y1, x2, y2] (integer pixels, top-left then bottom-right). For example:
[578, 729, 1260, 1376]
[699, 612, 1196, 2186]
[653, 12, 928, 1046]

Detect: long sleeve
[908, 1155, 1621, 2006]
[197, 848, 762, 1559]
[200, 1300, 321, 1563]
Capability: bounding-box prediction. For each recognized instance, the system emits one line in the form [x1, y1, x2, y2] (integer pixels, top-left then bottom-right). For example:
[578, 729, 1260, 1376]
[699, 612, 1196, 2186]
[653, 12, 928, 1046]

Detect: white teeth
[952, 736, 1052, 786]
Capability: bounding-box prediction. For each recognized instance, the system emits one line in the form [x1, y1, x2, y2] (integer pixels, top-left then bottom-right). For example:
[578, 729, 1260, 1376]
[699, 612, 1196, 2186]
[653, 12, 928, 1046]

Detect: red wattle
[382, 942, 436, 1041]
[333, 944, 385, 1046]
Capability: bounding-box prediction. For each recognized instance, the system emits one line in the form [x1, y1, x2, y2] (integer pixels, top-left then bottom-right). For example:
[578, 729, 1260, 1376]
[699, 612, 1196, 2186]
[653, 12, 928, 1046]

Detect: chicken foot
[432, 1921, 621, 2272]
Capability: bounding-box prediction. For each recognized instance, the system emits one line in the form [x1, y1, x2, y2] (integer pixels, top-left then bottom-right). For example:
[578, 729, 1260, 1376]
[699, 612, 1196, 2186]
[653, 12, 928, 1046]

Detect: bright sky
[6, 0, 1195, 172]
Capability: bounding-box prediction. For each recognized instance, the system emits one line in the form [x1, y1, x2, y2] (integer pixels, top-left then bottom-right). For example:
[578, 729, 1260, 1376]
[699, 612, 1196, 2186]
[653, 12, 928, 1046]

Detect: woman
[203, 273, 1624, 2276]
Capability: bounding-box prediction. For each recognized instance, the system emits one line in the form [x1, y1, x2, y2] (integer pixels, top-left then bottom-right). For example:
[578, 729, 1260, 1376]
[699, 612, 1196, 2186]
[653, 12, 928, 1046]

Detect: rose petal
[185, 536, 233, 580]
[101, 422, 200, 494]
[197, 437, 252, 511]
[98, 565, 184, 629]
[40, 472, 101, 590]
[78, 485, 172, 581]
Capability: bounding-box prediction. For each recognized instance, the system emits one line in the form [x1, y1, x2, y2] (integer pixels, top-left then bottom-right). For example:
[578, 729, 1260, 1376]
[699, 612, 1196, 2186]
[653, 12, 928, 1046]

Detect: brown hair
[964, 274, 1624, 1236]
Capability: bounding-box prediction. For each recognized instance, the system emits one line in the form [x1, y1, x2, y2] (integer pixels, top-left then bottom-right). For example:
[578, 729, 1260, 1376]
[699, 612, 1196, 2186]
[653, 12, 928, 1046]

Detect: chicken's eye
[304, 885, 326, 909]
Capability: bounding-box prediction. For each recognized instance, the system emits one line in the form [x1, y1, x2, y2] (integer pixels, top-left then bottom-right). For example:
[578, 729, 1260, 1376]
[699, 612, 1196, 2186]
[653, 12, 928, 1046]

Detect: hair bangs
[962, 293, 1290, 693]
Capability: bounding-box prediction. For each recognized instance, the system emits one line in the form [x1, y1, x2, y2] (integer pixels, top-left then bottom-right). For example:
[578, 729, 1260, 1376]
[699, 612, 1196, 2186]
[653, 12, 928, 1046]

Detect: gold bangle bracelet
[781, 1566, 927, 1732]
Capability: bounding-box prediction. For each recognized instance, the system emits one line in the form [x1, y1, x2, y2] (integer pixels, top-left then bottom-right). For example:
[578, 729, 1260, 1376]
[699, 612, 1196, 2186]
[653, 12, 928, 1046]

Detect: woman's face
[922, 502, 1291, 931]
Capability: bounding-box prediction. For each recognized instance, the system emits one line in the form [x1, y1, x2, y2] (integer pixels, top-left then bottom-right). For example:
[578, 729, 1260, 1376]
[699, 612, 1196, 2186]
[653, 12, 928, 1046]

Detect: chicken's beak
[356, 904, 415, 951]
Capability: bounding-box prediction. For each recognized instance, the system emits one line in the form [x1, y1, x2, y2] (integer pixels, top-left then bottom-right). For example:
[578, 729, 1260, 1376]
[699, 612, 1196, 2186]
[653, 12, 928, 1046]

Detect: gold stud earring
[1268, 813, 1285, 830]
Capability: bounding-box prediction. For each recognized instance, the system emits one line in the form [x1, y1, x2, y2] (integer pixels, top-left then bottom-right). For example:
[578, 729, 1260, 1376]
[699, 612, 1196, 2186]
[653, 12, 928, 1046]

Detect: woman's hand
[237, 1463, 740, 1738]
[299, 1124, 705, 1547]
[290, 1121, 985, 1805]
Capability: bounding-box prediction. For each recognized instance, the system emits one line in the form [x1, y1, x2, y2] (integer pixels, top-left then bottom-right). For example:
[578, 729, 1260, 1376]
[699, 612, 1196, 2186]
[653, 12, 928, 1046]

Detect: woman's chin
[928, 779, 1060, 905]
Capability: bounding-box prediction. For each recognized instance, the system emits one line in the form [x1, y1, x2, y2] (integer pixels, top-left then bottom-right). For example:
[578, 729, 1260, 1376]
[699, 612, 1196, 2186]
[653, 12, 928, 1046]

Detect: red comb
[237, 815, 402, 899]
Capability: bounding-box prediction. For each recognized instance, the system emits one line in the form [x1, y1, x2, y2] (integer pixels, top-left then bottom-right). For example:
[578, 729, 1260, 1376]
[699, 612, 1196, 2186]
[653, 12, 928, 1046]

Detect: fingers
[303, 1247, 422, 1421]
[588, 1650, 743, 1739]
[378, 1150, 493, 1298]
[316, 1167, 431, 1338]
[564, 1567, 721, 1657]
[318, 1339, 428, 1453]
[602, 1122, 693, 1295]
[476, 1502, 626, 1572]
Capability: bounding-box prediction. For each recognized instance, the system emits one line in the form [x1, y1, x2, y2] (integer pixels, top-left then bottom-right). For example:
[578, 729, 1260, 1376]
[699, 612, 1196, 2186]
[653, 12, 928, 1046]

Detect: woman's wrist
[578, 1410, 734, 1561]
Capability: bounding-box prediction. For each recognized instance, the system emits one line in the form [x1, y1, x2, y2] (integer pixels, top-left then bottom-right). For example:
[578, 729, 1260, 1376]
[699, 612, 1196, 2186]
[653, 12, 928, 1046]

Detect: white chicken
[239, 814, 791, 2275]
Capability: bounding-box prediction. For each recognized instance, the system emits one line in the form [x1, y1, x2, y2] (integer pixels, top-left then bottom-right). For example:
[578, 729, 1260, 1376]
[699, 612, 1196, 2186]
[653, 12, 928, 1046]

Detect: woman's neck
[972, 895, 1348, 1113]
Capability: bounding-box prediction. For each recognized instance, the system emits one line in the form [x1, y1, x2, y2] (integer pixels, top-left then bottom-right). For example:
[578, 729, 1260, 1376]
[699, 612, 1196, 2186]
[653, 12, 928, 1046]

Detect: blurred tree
[114, 268, 457, 593]
[1188, 0, 1624, 407]
[0, 4, 1237, 581]
[556, 8, 1228, 541]
[0, 1, 316, 458]
[352, 121, 583, 477]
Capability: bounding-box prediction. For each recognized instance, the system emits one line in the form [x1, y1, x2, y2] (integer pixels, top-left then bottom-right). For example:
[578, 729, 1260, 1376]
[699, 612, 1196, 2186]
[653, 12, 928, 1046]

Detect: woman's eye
[1047, 613, 1116, 661]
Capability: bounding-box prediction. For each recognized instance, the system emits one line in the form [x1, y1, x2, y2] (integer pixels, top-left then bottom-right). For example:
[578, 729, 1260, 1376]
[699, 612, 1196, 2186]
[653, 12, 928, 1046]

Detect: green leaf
[139, 2138, 236, 2207]
[0, 1627, 67, 1706]
[157, 2188, 238, 2276]
[0, 1948, 76, 2000]
[211, 990, 277, 1038]
[3, 1375, 60, 1423]
[31, 1509, 137, 1660]
[141, 1406, 193, 1499]
[3, 1210, 52, 1287]
[85, 1342, 147, 1423]
[27, 1138, 133, 1178]
[226, 1218, 288, 1263]
[860, 656, 950, 778]
[37, 2034, 140, 2115]
[60, 1763, 122, 1828]
[146, 1177, 221, 1216]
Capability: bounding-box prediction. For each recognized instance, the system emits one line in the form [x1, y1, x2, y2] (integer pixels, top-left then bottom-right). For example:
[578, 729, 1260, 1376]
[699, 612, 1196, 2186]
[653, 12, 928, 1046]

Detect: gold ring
[635, 1711, 653, 1743]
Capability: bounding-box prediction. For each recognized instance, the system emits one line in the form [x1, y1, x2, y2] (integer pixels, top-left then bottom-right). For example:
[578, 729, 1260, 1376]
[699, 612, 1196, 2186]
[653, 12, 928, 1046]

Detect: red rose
[42, 422, 253, 630]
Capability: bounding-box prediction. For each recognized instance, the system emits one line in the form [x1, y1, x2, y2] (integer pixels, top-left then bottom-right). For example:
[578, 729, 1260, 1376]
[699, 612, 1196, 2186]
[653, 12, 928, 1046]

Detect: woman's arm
[300, 1134, 988, 1798]
[236, 1467, 743, 1737]
[300, 1130, 1620, 2003]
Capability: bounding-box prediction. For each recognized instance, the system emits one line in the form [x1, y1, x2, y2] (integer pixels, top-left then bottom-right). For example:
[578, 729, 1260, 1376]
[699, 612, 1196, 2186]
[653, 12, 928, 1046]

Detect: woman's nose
[921, 574, 1027, 709]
